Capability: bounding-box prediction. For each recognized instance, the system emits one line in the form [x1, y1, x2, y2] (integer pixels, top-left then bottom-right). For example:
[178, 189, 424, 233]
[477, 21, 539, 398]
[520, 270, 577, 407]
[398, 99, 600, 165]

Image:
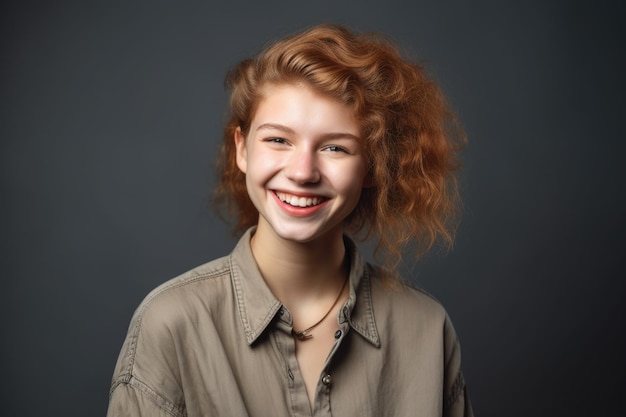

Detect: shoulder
[368, 264, 447, 322]
[130, 255, 234, 333]
[363, 265, 463, 379]
[111, 255, 236, 382]
[118, 255, 235, 362]
[365, 264, 460, 348]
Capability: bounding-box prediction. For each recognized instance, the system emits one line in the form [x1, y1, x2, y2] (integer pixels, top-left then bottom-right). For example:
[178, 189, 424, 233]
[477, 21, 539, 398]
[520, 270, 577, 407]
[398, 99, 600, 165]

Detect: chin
[273, 222, 342, 245]
[274, 228, 320, 243]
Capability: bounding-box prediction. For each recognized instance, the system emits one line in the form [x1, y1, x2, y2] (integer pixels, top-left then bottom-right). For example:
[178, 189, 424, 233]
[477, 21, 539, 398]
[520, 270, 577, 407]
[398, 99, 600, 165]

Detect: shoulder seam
[110, 375, 186, 417]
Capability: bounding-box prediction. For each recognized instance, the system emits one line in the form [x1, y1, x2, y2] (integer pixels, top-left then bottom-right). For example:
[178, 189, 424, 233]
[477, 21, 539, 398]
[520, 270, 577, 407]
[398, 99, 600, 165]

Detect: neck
[250, 223, 347, 305]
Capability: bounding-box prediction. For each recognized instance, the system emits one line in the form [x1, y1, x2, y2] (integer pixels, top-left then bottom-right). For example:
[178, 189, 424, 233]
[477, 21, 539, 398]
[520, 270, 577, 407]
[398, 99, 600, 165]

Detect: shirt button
[334, 330, 342, 339]
[322, 374, 331, 385]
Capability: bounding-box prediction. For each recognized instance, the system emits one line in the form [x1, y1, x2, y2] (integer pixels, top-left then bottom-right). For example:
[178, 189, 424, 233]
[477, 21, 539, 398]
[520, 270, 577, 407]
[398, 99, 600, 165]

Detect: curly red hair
[214, 24, 465, 281]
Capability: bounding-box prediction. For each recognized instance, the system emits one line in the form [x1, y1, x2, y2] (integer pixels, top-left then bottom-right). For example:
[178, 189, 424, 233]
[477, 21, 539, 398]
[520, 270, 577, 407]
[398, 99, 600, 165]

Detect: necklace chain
[291, 276, 349, 341]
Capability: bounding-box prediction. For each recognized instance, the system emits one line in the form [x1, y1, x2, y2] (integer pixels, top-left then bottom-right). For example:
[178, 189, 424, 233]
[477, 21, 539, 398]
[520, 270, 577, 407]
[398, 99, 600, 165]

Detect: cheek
[245, 150, 280, 182]
[333, 162, 368, 195]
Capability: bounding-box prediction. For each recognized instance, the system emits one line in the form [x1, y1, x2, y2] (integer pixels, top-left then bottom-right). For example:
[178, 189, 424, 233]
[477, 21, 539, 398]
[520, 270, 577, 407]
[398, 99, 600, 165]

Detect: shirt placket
[310, 320, 350, 417]
[271, 306, 350, 417]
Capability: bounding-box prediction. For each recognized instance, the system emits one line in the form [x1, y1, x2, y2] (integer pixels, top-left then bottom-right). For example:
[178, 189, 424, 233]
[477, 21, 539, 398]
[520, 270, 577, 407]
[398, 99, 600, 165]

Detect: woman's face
[235, 83, 369, 244]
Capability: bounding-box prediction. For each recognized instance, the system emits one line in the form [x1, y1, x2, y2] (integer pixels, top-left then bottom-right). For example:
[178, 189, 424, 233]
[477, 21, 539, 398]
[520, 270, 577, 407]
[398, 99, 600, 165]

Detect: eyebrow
[256, 123, 295, 134]
[256, 123, 361, 141]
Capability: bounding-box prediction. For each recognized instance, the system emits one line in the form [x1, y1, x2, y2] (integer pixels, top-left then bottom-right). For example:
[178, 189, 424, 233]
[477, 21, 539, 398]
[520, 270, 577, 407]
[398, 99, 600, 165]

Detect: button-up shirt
[107, 228, 473, 416]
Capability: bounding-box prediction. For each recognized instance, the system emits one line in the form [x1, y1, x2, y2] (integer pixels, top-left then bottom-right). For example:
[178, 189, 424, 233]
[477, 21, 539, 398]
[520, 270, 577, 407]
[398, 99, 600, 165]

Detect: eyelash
[324, 145, 348, 153]
[266, 137, 288, 144]
[263, 138, 349, 154]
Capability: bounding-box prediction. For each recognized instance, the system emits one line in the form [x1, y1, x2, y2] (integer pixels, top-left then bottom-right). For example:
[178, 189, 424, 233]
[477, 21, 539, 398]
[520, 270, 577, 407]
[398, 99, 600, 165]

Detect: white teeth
[277, 192, 323, 207]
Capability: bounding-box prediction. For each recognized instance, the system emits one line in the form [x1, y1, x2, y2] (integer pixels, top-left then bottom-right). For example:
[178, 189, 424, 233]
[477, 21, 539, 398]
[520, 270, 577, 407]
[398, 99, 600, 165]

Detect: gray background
[2, 1, 624, 416]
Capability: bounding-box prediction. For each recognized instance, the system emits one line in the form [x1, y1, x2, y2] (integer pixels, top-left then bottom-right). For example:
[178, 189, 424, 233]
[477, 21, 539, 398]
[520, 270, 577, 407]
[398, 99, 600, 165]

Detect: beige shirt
[107, 229, 473, 416]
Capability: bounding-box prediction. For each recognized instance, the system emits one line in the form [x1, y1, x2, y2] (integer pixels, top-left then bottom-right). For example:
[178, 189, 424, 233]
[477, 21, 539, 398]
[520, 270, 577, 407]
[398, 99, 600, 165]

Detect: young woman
[107, 24, 472, 417]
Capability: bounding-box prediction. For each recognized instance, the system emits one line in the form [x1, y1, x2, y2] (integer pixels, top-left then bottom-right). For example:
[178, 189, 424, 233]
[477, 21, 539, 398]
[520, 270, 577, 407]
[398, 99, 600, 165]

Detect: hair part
[214, 24, 466, 283]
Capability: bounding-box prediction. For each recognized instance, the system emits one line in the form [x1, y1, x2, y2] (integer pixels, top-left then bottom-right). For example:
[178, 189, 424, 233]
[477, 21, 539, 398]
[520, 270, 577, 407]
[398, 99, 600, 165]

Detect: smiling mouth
[275, 192, 327, 208]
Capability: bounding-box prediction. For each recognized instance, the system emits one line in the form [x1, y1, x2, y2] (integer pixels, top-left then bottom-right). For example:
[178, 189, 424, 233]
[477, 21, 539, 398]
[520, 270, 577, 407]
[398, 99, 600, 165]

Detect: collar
[230, 228, 381, 347]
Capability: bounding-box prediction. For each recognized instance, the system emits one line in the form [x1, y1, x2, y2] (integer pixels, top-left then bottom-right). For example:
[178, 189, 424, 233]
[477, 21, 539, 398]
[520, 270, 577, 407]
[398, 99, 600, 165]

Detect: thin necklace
[291, 275, 349, 341]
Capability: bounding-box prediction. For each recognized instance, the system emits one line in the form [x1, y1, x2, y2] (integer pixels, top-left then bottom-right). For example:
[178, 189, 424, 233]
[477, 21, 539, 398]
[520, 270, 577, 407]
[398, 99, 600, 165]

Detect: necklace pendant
[292, 329, 313, 340]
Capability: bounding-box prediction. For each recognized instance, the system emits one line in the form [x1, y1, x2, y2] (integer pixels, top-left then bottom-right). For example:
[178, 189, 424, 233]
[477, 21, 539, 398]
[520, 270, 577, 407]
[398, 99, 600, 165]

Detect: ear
[234, 127, 247, 174]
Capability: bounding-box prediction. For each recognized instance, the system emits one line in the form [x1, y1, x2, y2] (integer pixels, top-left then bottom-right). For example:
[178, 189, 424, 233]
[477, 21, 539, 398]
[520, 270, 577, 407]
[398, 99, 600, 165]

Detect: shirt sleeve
[442, 314, 474, 417]
[106, 293, 187, 417]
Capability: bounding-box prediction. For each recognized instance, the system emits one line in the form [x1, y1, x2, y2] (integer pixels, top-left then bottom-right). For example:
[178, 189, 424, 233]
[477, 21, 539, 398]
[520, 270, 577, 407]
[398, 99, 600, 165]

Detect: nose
[284, 148, 321, 184]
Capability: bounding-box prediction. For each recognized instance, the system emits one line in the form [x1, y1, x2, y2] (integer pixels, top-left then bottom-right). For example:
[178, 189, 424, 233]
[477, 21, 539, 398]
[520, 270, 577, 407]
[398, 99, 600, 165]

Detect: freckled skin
[235, 83, 369, 245]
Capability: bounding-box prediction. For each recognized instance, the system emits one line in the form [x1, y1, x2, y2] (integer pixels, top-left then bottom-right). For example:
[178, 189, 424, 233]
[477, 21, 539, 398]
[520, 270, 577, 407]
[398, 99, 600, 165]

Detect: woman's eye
[325, 145, 348, 153]
[265, 137, 287, 144]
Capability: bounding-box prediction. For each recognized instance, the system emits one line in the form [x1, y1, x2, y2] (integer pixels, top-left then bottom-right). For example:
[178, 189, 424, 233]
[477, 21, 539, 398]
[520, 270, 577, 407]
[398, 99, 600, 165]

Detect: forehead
[251, 83, 360, 135]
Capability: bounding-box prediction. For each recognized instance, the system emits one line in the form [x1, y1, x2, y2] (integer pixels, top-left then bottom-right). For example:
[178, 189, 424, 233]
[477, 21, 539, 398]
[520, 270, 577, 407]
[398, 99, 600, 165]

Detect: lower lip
[272, 192, 328, 217]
